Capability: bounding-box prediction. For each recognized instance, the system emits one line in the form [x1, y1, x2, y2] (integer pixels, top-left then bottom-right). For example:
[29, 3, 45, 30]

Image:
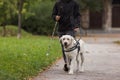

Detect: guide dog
[60, 35, 85, 74]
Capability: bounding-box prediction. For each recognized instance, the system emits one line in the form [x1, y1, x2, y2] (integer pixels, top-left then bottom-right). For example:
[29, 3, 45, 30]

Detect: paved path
[33, 37, 120, 80]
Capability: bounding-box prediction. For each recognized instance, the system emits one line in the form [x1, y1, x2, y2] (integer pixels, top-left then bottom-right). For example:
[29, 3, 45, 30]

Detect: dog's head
[60, 35, 75, 48]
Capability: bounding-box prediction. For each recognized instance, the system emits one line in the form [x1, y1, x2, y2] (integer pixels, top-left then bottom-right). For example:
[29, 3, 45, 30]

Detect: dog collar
[64, 41, 80, 53]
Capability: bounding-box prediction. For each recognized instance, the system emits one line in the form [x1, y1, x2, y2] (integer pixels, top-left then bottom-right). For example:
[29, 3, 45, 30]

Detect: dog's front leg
[69, 57, 75, 74]
[66, 55, 70, 69]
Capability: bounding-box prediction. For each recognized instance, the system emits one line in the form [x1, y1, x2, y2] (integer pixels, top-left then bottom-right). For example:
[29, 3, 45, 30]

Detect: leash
[46, 22, 58, 56]
[64, 41, 80, 53]
[46, 6, 62, 56]
[52, 22, 58, 39]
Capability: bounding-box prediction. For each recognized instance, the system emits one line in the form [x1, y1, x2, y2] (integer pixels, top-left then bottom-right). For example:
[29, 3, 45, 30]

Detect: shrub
[0, 25, 31, 37]
[22, 1, 55, 35]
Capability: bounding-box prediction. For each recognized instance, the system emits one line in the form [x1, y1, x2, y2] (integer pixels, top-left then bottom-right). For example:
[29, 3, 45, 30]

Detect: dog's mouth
[64, 42, 69, 48]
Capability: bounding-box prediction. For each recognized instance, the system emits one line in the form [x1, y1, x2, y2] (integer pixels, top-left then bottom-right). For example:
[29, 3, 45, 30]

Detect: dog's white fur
[60, 35, 85, 74]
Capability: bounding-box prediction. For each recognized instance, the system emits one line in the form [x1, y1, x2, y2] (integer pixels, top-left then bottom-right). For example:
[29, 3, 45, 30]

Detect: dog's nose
[64, 42, 67, 46]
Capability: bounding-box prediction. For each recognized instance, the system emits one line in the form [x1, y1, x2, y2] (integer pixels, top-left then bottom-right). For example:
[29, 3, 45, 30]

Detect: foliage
[0, 0, 17, 25]
[77, 0, 102, 12]
[0, 36, 61, 80]
[22, 1, 55, 35]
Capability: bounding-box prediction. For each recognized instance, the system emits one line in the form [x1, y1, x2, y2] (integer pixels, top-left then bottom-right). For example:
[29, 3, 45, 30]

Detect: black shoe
[63, 64, 69, 72]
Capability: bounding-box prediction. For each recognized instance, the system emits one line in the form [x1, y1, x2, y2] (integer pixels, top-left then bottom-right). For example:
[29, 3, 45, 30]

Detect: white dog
[60, 35, 85, 74]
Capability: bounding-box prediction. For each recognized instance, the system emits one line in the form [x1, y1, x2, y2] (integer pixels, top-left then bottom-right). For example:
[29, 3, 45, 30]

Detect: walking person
[52, 0, 80, 71]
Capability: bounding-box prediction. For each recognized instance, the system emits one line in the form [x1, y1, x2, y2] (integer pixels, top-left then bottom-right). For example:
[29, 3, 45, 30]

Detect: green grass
[0, 36, 61, 79]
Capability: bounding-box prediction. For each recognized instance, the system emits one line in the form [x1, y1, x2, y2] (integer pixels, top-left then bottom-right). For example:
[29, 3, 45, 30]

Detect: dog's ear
[59, 36, 63, 42]
[71, 36, 74, 41]
[70, 36, 75, 44]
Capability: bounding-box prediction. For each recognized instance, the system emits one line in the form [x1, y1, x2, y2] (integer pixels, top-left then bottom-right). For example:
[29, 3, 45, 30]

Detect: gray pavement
[33, 36, 120, 80]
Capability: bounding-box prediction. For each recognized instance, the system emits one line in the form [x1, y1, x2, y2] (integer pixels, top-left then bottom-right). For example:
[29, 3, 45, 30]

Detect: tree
[0, 0, 17, 36]
[77, 0, 102, 35]
[17, 0, 24, 39]
[0, 1, 7, 36]
[17, 0, 38, 38]
[0, 0, 35, 38]
[102, 0, 112, 31]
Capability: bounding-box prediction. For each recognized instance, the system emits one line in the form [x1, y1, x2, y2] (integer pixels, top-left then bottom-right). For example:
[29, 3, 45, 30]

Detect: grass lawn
[0, 26, 62, 80]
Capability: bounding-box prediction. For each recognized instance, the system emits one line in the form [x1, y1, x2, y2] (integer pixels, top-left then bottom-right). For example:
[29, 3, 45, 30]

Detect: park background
[0, 0, 120, 80]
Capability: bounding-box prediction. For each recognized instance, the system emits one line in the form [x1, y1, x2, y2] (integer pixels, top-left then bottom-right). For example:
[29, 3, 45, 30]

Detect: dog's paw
[68, 71, 74, 74]
[79, 68, 84, 73]
[63, 64, 69, 72]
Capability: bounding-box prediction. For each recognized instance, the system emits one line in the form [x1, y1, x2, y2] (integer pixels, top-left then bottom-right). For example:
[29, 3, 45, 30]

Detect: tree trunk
[17, 0, 24, 39]
[2, 25, 6, 37]
[18, 10, 22, 39]
[80, 8, 89, 36]
[102, 0, 112, 31]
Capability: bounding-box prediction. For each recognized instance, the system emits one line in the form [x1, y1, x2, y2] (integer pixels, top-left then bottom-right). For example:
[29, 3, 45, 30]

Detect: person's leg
[60, 41, 67, 63]
[58, 32, 69, 71]
[60, 41, 69, 71]
[58, 32, 67, 62]
[66, 30, 75, 38]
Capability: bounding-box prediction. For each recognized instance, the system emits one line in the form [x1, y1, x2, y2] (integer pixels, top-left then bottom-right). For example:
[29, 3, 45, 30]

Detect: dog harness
[64, 41, 80, 53]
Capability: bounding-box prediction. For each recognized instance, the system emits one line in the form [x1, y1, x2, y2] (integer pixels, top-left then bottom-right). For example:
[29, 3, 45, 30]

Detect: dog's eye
[67, 38, 69, 40]
[63, 38, 65, 40]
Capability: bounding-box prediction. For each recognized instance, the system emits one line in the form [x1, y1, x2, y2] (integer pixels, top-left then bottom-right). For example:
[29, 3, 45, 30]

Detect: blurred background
[0, 0, 120, 38]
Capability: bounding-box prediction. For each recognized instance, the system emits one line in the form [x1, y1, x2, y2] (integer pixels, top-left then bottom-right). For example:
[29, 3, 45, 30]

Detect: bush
[0, 25, 31, 37]
[22, 1, 55, 35]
